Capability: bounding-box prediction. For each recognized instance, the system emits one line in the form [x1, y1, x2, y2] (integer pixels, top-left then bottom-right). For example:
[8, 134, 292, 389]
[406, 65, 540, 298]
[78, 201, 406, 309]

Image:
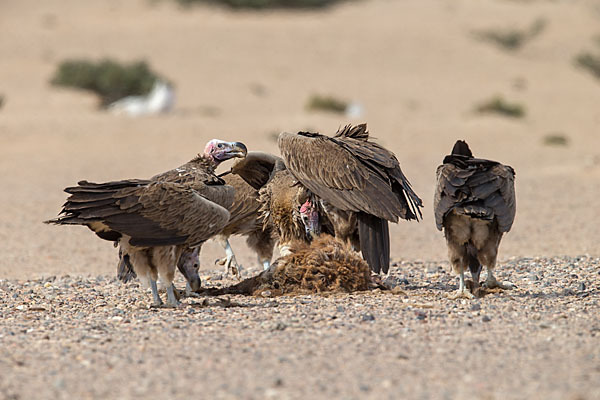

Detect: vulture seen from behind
[278, 124, 423, 274]
[46, 140, 247, 307]
[434, 140, 516, 298]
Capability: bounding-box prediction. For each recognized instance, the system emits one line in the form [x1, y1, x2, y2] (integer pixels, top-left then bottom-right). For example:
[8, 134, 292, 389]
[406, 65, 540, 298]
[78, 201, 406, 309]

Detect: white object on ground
[108, 80, 174, 116]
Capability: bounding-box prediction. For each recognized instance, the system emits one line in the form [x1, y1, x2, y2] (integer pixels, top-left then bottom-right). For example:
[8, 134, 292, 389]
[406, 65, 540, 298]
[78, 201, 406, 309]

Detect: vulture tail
[358, 212, 390, 274]
[117, 250, 136, 283]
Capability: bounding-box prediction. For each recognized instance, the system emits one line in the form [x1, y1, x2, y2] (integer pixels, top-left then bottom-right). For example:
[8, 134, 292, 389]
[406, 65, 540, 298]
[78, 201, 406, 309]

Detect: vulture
[434, 140, 516, 298]
[227, 151, 317, 257]
[278, 124, 423, 274]
[45, 140, 247, 307]
[212, 152, 281, 276]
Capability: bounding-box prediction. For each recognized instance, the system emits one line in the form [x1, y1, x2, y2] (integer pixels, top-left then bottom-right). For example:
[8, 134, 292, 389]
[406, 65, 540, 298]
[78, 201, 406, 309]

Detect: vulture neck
[191, 154, 220, 171]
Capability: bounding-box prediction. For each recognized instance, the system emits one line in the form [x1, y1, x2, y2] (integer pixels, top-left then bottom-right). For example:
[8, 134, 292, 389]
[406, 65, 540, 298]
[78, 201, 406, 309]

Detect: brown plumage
[256, 164, 312, 255]
[278, 124, 423, 274]
[224, 151, 313, 259]
[45, 140, 247, 307]
[213, 171, 276, 275]
[202, 235, 375, 296]
[434, 140, 516, 298]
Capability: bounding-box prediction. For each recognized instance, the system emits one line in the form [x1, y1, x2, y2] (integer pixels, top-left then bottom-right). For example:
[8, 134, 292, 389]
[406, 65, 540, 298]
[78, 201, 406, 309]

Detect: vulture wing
[46, 179, 231, 247]
[434, 155, 516, 232]
[278, 125, 422, 222]
[220, 173, 261, 230]
[228, 151, 283, 190]
[279, 124, 423, 274]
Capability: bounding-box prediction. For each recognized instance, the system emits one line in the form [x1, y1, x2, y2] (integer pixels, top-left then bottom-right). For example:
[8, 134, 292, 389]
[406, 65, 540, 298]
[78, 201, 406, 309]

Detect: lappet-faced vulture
[45, 140, 247, 307]
[226, 151, 319, 257]
[211, 151, 281, 276]
[434, 140, 516, 298]
[278, 124, 423, 274]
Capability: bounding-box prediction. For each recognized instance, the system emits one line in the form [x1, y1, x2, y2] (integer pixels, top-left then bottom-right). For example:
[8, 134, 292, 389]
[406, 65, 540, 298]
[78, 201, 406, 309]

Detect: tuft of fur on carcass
[202, 235, 380, 296]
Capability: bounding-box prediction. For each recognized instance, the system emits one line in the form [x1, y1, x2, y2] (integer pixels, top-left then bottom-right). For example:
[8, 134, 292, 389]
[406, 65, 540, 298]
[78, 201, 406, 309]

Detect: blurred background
[1, 0, 599, 279]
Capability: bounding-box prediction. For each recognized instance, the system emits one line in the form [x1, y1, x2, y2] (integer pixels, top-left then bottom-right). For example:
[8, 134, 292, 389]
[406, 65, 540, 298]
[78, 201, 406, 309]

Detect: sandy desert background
[1, 0, 600, 399]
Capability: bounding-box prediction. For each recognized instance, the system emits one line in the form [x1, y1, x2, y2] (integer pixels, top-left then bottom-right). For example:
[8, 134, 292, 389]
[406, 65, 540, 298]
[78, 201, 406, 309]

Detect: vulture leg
[149, 279, 164, 307]
[448, 270, 476, 300]
[215, 236, 241, 278]
[165, 284, 180, 307]
[477, 231, 515, 291]
[246, 229, 275, 271]
[446, 238, 476, 299]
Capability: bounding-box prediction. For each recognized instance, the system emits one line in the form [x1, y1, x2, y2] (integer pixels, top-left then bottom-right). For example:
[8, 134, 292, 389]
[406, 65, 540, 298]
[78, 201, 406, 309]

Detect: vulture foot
[482, 277, 515, 291]
[184, 282, 202, 297]
[449, 271, 476, 299]
[216, 255, 242, 279]
[448, 288, 476, 300]
[165, 284, 181, 307]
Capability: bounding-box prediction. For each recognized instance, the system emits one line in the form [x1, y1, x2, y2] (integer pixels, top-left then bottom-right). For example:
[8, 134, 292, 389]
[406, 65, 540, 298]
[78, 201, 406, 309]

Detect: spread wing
[278, 126, 422, 222]
[221, 173, 261, 230]
[46, 180, 231, 247]
[434, 161, 516, 232]
[229, 151, 283, 190]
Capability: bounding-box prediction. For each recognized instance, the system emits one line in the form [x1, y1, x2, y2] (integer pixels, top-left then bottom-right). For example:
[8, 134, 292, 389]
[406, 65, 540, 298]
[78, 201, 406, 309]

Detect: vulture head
[299, 199, 320, 240]
[451, 140, 473, 157]
[204, 140, 248, 164]
[177, 248, 202, 292]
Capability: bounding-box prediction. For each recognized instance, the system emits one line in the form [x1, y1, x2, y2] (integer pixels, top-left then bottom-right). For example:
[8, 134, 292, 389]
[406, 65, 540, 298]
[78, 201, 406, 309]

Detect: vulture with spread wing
[212, 152, 281, 275]
[278, 124, 423, 274]
[434, 140, 516, 298]
[46, 140, 247, 307]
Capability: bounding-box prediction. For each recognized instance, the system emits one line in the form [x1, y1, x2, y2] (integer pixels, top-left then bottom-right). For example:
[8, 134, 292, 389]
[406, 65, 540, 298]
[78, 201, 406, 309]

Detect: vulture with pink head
[45, 140, 247, 307]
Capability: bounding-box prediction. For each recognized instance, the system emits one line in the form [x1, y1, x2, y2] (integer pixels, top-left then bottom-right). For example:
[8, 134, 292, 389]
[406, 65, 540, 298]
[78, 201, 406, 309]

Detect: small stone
[482, 315, 491, 322]
[578, 282, 586, 292]
[361, 313, 375, 322]
[470, 303, 481, 311]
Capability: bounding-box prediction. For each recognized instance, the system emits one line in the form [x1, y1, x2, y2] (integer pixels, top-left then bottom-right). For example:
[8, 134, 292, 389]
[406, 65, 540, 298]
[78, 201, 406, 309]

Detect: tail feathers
[117, 250, 137, 283]
[457, 204, 493, 220]
[358, 213, 390, 274]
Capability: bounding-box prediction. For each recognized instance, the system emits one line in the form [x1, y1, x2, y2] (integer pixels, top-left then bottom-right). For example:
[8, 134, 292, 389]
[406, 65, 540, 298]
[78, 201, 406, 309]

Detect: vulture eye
[217, 143, 224, 149]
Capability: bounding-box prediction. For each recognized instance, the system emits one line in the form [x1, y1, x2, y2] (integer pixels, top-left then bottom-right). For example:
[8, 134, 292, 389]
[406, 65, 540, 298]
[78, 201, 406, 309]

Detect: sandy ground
[1, 0, 600, 398]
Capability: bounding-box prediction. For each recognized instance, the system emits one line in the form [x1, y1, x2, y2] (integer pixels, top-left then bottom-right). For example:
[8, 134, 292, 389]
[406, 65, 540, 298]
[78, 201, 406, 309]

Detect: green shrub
[176, 0, 346, 8]
[474, 19, 546, 51]
[475, 96, 525, 118]
[543, 134, 569, 146]
[575, 52, 600, 80]
[306, 94, 348, 114]
[51, 59, 162, 106]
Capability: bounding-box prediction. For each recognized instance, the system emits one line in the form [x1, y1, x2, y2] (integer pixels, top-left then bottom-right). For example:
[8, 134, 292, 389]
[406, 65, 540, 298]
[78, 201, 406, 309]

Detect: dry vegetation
[51, 59, 163, 106]
[475, 95, 526, 118]
[473, 18, 546, 51]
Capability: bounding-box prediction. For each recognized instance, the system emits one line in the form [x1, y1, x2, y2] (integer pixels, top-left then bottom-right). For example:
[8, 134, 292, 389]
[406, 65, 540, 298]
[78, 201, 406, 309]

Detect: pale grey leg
[150, 279, 163, 307]
[216, 237, 241, 278]
[449, 270, 475, 299]
[261, 258, 270, 271]
[166, 284, 180, 307]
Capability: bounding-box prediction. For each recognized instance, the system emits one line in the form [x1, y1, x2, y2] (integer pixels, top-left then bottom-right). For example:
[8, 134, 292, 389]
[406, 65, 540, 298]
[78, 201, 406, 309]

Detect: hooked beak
[228, 142, 248, 159]
[210, 141, 248, 163]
